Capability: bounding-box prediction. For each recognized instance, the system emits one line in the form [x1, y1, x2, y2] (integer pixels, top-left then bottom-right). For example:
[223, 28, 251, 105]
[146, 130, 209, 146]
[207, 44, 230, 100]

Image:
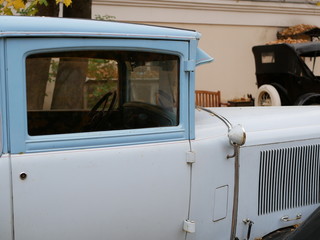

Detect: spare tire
[255, 84, 281, 106]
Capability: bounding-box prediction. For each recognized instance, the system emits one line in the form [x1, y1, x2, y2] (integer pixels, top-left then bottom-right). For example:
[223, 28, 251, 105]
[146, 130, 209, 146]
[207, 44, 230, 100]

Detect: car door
[7, 37, 191, 240]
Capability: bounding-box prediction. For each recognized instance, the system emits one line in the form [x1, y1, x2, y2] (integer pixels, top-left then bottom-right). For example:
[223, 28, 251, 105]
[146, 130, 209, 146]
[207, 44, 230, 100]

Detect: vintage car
[253, 42, 320, 106]
[1, 16, 320, 240]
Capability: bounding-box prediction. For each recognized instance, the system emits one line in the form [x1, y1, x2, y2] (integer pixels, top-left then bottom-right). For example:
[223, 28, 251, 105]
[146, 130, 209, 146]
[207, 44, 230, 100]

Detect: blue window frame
[6, 38, 190, 153]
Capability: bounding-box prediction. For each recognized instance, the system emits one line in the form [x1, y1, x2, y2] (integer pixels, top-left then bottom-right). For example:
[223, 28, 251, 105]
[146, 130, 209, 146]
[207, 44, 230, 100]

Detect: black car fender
[295, 93, 320, 105]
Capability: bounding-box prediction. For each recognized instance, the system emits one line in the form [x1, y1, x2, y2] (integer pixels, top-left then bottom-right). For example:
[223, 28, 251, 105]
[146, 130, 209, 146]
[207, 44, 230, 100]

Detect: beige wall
[92, 0, 320, 102]
[154, 23, 280, 102]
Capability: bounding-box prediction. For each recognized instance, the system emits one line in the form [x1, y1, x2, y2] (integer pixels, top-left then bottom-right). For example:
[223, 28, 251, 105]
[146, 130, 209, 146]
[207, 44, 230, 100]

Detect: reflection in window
[26, 51, 179, 135]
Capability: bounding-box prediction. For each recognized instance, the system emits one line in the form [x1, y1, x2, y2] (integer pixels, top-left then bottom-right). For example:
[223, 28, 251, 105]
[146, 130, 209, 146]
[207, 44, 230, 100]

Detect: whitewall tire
[255, 84, 281, 106]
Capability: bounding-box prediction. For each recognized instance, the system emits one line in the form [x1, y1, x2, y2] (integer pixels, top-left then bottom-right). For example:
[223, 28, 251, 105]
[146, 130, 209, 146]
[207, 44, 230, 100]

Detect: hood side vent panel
[258, 145, 320, 215]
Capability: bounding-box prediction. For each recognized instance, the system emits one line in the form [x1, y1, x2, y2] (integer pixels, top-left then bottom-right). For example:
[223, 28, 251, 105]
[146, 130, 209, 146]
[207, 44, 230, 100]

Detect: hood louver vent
[258, 145, 320, 215]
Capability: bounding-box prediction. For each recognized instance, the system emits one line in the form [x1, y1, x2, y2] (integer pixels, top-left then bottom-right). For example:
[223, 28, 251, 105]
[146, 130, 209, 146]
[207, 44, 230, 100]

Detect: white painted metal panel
[190, 106, 320, 239]
[187, 137, 235, 240]
[195, 106, 320, 146]
[11, 141, 190, 240]
[213, 185, 229, 222]
[237, 140, 320, 239]
[0, 155, 14, 240]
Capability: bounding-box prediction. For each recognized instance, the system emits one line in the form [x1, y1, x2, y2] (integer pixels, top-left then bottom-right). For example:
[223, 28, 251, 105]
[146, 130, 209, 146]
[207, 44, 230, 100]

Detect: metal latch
[184, 60, 195, 72]
[183, 220, 195, 233]
[281, 213, 302, 222]
[243, 218, 254, 240]
[186, 151, 196, 164]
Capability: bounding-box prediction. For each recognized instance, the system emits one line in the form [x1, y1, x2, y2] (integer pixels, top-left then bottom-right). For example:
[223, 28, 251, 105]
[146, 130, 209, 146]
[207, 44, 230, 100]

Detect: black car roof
[289, 42, 320, 57]
[253, 42, 320, 57]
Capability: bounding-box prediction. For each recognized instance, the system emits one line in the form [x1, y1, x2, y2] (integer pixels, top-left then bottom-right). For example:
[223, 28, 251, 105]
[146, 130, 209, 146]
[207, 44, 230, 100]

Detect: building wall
[161, 23, 279, 102]
[92, 0, 320, 102]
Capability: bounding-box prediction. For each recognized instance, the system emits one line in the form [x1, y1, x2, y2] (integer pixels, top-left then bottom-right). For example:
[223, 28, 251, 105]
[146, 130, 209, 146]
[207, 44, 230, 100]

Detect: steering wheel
[122, 101, 176, 129]
[86, 91, 117, 131]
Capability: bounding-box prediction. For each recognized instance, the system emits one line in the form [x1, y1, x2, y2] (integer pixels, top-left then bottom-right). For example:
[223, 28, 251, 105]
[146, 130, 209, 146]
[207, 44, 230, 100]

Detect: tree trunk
[51, 0, 92, 109]
[26, 1, 59, 110]
[35, 0, 59, 17]
[63, 0, 92, 19]
[28, 0, 93, 110]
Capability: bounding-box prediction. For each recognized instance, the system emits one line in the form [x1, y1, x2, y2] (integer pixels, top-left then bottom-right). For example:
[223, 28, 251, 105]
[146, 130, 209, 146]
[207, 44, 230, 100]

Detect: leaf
[3, 6, 13, 15]
[38, 0, 48, 6]
[6, 0, 13, 7]
[12, 0, 25, 10]
[55, 0, 72, 7]
[63, 0, 71, 7]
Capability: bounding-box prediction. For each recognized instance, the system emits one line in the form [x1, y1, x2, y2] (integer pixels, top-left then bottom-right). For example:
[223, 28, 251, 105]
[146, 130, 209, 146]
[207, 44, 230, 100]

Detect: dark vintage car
[252, 42, 320, 106]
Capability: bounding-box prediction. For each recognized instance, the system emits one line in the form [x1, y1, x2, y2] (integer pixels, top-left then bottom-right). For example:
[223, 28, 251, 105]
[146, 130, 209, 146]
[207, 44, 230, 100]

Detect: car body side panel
[0, 154, 13, 240]
[237, 140, 320, 239]
[5, 33, 195, 240]
[190, 107, 320, 239]
[11, 141, 190, 240]
[187, 136, 235, 240]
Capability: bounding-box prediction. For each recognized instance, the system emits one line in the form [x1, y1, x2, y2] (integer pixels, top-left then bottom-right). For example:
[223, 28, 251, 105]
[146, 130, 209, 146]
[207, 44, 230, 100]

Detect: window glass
[304, 57, 320, 76]
[261, 52, 275, 64]
[26, 51, 179, 135]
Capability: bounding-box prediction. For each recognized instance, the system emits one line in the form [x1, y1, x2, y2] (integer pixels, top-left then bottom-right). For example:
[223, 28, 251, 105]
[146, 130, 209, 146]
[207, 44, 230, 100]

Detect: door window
[26, 51, 179, 135]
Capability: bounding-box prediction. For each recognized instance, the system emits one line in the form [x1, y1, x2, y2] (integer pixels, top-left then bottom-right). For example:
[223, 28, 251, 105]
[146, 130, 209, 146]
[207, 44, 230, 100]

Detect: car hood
[195, 106, 320, 147]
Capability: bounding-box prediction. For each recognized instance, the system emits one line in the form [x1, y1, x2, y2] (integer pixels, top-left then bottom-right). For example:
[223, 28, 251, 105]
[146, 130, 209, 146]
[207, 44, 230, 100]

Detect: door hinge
[186, 151, 196, 164]
[183, 220, 195, 233]
[184, 60, 195, 72]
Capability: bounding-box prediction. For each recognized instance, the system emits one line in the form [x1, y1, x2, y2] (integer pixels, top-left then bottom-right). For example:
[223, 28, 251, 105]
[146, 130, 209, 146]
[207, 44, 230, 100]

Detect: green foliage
[47, 57, 118, 109]
[94, 14, 116, 21]
[0, 0, 70, 16]
[86, 58, 118, 108]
